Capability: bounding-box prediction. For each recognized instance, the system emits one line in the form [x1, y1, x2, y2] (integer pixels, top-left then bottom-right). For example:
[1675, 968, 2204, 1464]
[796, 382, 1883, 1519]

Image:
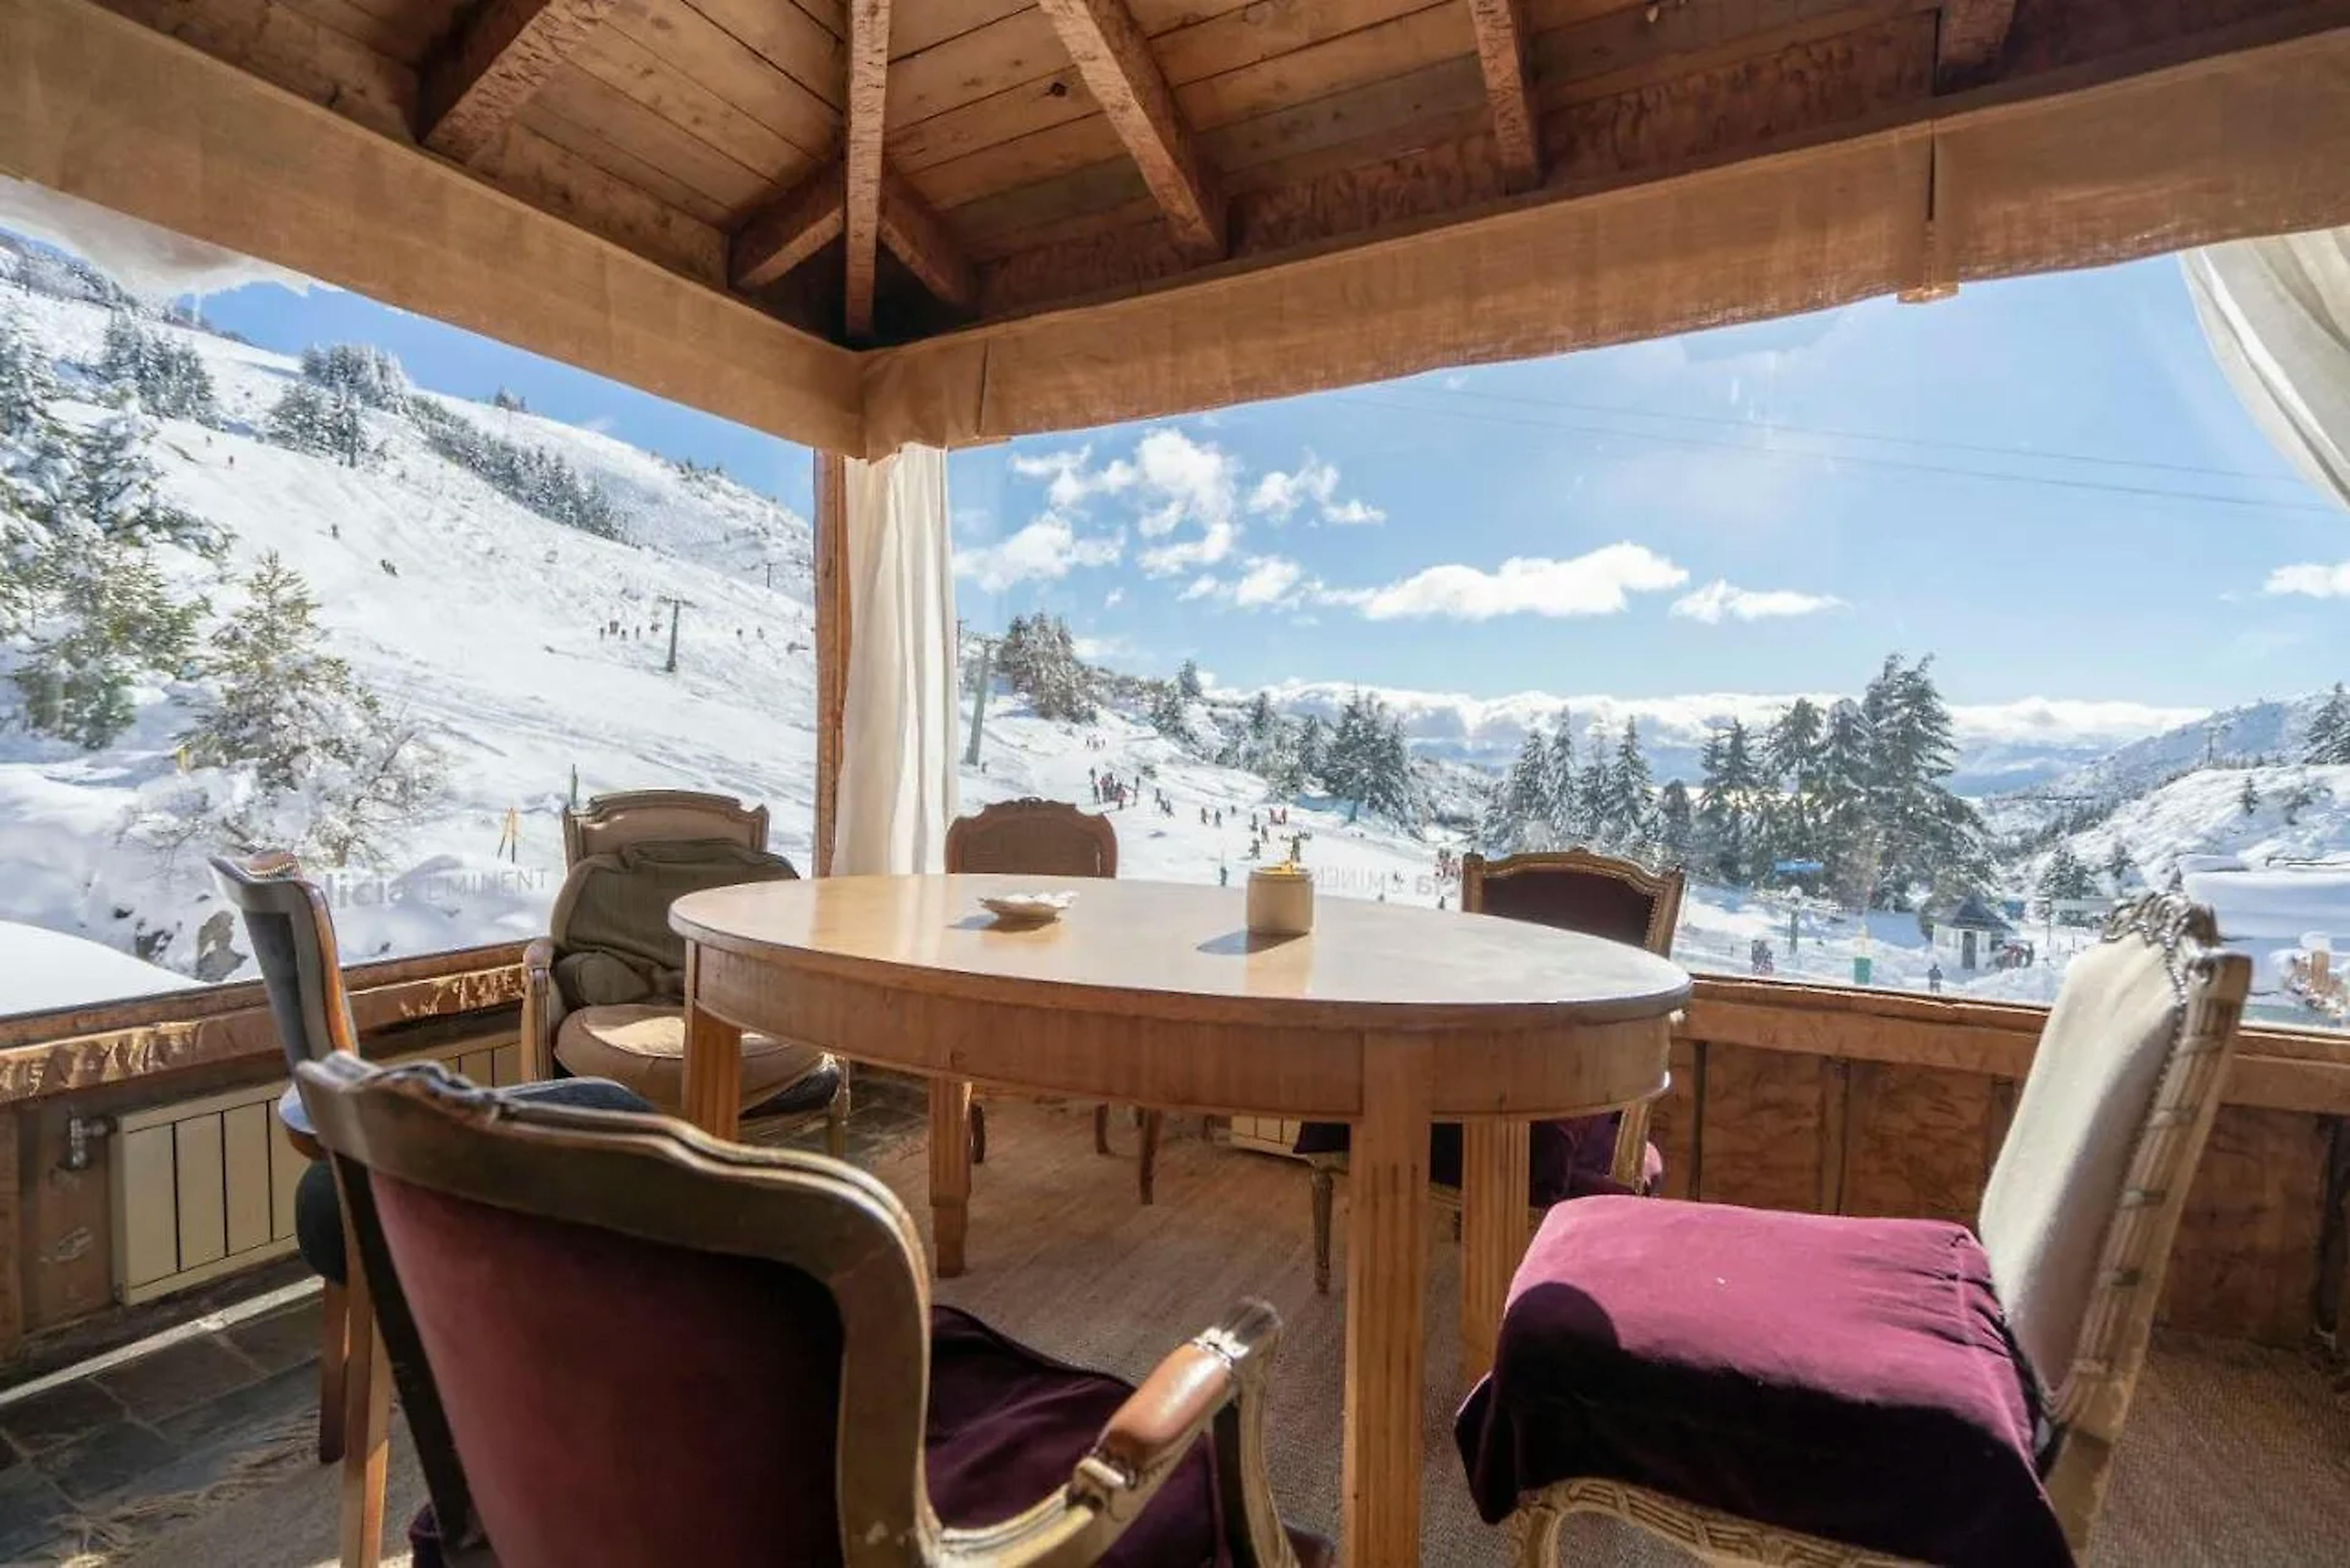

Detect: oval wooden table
[672, 873, 1688, 1567]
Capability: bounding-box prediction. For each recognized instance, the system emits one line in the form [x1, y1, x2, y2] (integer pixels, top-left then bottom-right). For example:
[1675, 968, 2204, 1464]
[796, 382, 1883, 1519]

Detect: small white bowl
[979, 891, 1076, 927]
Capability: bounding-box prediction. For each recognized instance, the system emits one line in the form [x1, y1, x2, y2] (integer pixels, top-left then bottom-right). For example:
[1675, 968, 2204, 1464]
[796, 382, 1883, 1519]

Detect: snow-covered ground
[0, 919, 200, 1012]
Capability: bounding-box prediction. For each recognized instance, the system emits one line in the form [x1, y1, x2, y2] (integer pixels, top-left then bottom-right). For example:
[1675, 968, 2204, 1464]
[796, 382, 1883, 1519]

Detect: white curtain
[832, 444, 960, 875]
[2184, 228, 2350, 510]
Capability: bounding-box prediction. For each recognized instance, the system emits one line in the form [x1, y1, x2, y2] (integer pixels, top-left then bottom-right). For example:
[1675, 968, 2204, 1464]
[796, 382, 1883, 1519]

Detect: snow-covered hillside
[2037, 694, 2326, 802]
[1, 280, 822, 1002]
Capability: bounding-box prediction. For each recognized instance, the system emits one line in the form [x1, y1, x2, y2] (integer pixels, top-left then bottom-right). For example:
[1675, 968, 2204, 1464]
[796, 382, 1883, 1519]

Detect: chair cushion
[929, 1306, 1327, 1566]
[1455, 1197, 2066, 1567]
[554, 1004, 825, 1114]
[1294, 1114, 1658, 1202]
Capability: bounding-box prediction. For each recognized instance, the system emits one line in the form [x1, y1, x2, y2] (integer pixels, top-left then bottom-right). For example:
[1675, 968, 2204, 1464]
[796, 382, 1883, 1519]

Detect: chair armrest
[517, 938, 559, 1082]
[937, 1299, 1299, 1568]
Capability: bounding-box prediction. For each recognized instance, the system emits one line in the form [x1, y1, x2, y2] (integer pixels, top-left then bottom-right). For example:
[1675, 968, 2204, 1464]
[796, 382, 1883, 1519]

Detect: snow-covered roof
[1931, 892, 2014, 931]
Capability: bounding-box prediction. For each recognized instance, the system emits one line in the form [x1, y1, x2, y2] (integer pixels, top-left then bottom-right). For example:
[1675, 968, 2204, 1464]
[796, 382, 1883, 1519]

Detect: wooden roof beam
[845, 0, 890, 339]
[733, 164, 846, 292]
[1035, 0, 1226, 262]
[732, 163, 973, 313]
[419, 0, 619, 163]
[1936, 0, 2017, 89]
[1466, 0, 1542, 192]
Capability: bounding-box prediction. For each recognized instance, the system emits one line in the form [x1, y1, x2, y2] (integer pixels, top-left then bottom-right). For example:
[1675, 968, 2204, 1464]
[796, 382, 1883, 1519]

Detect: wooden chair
[294, 1051, 1322, 1568]
[1461, 892, 2251, 1567]
[1299, 848, 1685, 1293]
[945, 798, 1162, 1201]
[210, 852, 365, 1471]
[525, 788, 849, 1153]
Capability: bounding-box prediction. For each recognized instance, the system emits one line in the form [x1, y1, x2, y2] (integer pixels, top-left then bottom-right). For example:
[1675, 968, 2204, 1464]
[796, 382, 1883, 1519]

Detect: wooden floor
[8, 1088, 2348, 1566]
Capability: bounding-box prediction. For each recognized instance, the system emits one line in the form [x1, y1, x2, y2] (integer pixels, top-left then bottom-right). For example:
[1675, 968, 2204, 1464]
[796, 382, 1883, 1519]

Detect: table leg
[1342, 1033, 1433, 1567]
[680, 996, 743, 1140]
[929, 1077, 973, 1277]
[1460, 1118, 1531, 1383]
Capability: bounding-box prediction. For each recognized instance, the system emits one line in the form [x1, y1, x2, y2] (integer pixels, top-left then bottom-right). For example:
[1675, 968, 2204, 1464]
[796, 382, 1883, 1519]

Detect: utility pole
[658, 595, 691, 673]
[964, 634, 993, 767]
[764, 559, 774, 589]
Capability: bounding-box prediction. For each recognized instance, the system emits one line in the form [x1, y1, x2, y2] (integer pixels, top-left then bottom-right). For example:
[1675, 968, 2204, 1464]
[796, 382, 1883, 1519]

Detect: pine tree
[1767, 696, 1826, 795]
[2305, 683, 2350, 764]
[1296, 712, 1326, 785]
[73, 392, 215, 551]
[2103, 840, 2133, 892]
[1147, 679, 1190, 742]
[1654, 779, 1695, 867]
[300, 343, 410, 411]
[97, 313, 215, 422]
[11, 532, 203, 747]
[1499, 728, 1553, 851]
[2039, 842, 2098, 925]
[1858, 655, 1980, 909]
[1543, 711, 1577, 842]
[1601, 719, 1654, 851]
[2239, 774, 2259, 817]
[0, 305, 59, 439]
[1695, 719, 1762, 882]
[1177, 659, 1204, 700]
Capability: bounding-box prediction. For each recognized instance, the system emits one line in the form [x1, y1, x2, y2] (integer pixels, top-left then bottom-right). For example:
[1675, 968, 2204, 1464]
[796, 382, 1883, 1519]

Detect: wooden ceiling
[78, 0, 2350, 347]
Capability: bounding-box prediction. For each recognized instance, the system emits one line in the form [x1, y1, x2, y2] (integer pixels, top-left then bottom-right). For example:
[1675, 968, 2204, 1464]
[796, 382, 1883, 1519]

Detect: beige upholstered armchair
[946, 798, 1165, 1201]
[523, 790, 848, 1152]
[1298, 848, 1685, 1293]
[1461, 892, 2251, 1567]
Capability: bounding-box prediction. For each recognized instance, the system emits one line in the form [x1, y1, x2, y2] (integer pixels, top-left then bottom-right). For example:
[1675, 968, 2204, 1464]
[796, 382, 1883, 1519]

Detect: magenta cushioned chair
[1455, 892, 2251, 1567]
[295, 1052, 1327, 1568]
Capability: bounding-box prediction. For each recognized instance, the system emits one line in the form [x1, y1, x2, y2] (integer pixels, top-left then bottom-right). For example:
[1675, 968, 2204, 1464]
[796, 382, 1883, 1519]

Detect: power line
[1329, 393, 2341, 518]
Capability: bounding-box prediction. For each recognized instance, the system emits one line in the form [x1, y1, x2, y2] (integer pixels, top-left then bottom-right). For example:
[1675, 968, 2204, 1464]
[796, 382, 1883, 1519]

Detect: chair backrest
[1460, 849, 1684, 956]
[1976, 892, 2250, 1546]
[210, 853, 358, 1074]
[562, 790, 769, 866]
[294, 1053, 932, 1567]
[945, 797, 1118, 878]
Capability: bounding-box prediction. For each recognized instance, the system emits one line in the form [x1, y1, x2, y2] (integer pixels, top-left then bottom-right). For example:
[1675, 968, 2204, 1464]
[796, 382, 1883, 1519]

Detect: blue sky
[192, 253, 2346, 711]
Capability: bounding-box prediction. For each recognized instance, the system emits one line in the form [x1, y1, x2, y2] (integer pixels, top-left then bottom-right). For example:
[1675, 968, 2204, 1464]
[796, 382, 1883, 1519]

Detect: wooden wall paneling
[93, 0, 419, 139]
[1839, 1061, 1998, 1225]
[1696, 1042, 1832, 1213]
[31, 1099, 119, 1330]
[0, 1112, 22, 1362]
[2158, 1105, 2327, 1346]
[469, 120, 733, 283]
[890, 6, 1069, 127]
[271, 0, 448, 64]
[605, 0, 841, 149]
[892, 0, 1029, 61]
[1646, 1036, 1703, 1201]
[913, 118, 1130, 212]
[1817, 1058, 1852, 1214]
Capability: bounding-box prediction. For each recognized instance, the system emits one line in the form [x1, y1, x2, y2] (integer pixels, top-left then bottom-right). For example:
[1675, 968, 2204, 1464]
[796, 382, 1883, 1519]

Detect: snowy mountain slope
[0, 285, 821, 999]
[2037, 695, 2325, 802]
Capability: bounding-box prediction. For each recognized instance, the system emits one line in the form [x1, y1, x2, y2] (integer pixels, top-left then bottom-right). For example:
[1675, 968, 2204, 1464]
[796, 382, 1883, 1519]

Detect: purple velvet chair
[1456, 892, 2251, 1567]
[294, 1050, 1324, 1567]
[1296, 848, 1684, 1293]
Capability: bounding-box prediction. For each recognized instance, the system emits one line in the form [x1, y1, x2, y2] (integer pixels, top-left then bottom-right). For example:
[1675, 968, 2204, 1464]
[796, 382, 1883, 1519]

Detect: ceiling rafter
[879, 173, 978, 310]
[419, 0, 619, 163]
[844, 0, 892, 338]
[1034, 0, 1226, 262]
[1465, 0, 1542, 192]
[731, 163, 974, 313]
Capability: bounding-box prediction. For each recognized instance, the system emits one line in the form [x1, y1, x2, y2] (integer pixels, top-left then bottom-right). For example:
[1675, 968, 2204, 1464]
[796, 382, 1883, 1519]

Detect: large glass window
[949, 248, 2349, 1032]
[1, 189, 814, 1014]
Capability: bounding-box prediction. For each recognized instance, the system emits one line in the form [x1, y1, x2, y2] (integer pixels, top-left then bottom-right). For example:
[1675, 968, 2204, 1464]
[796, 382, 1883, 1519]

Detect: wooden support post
[843, 0, 892, 338]
[1460, 1116, 1529, 1383]
[679, 947, 744, 1141]
[1342, 1032, 1433, 1566]
[813, 452, 849, 878]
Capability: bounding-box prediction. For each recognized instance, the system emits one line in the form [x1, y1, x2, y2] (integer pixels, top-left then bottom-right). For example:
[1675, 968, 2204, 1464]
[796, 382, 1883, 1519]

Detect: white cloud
[1180, 574, 1222, 601]
[2262, 560, 2350, 599]
[1103, 587, 1125, 608]
[1140, 518, 1239, 577]
[1335, 543, 1688, 622]
[1231, 555, 1307, 608]
[1133, 428, 1236, 529]
[1248, 455, 1338, 520]
[1669, 580, 1845, 624]
[952, 513, 1122, 592]
[1072, 633, 1136, 660]
[1320, 497, 1386, 526]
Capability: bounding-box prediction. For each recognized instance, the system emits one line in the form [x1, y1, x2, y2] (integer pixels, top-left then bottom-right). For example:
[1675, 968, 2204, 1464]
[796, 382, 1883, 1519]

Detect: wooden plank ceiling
[84, 0, 2349, 345]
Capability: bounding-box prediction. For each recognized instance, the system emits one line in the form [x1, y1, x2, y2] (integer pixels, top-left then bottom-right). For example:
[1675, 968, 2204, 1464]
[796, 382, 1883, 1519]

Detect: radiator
[111, 1039, 521, 1305]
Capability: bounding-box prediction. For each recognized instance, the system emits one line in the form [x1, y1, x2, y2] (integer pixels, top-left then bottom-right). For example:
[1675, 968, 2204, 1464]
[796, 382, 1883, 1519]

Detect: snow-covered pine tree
[1572, 733, 1609, 846]
[1362, 709, 1419, 826]
[0, 305, 59, 439]
[300, 343, 411, 411]
[1695, 719, 1762, 882]
[1177, 659, 1204, 700]
[1654, 779, 1695, 867]
[2103, 840, 2132, 892]
[2038, 842, 2098, 925]
[73, 391, 217, 552]
[97, 313, 216, 422]
[1499, 727, 1553, 851]
[170, 553, 444, 864]
[1767, 696, 1825, 796]
[10, 531, 203, 747]
[1296, 712, 1326, 786]
[2239, 774, 2259, 817]
[1860, 655, 1980, 909]
[1543, 710, 1577, 842]
[1146, 678, 1190, 742]
[1600, 719, 1654, 852]
[2305, 682, 2350, 764]
[1324, 691, 1381, 821]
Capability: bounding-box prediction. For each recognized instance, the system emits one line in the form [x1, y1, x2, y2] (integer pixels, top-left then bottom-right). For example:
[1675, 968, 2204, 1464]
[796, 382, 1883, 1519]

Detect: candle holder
[1246, 862, 1315, 938]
